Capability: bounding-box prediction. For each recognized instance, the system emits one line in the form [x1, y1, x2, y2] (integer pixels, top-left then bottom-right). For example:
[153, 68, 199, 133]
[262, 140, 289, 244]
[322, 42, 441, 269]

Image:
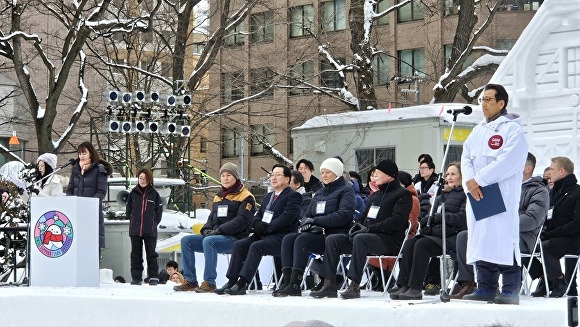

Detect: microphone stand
[423, 111, 463, 303]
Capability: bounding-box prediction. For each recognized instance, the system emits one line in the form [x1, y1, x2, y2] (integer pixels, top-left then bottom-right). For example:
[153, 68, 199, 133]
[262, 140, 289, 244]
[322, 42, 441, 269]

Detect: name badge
[263, 210, 274, 224]
[367, 206, 380, 219]
[217, 205, 228, 217]
[547, 208, 553, 220]
[316, 201, 326, 214]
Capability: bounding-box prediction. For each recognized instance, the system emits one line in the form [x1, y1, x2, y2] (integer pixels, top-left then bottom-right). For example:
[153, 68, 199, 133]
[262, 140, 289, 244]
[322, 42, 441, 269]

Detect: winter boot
[549, 277, 568, 298]
[272, 268, 292, 297]
[311, 277, 325, 291]
[450, 281, 477, 299]
[531, 278, 546, 297]
[340, 279, 361, 299]
[398, 288, 423, 300]
[462, 288, 497, 302]
[275, 268, 303, 297]
[493, 290, 519, 305]
[310, 279, 338, 298]
[389, 285, 409, 300]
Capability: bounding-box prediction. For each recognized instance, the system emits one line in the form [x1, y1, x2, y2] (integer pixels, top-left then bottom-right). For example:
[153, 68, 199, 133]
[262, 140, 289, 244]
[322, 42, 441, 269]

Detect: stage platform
[0, 282, 569, 326]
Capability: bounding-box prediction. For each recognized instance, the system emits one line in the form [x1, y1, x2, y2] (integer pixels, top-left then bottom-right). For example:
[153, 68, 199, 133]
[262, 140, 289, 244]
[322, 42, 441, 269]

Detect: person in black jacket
[174, 162, 256, 293]
[531, 157, 580, 298]
[390, 162, 467, 300]
[290, 170, 313, 218]
[275, 157, 356, 297]
[126, 168, 163, 285]
[296, 159, 323, 193]
[215, 164, 302, 295]
[66, 141, 113, 249]
[310, 159, 412, 299]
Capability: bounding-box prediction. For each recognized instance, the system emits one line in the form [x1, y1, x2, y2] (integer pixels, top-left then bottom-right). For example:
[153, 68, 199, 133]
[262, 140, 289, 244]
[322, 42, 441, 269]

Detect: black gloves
[31, 187, 40, 195]
[253, 220, 267, 238]
[300, 217, 314, 227]
[348, 222, 369, 241]
[202, 228, 221, 237]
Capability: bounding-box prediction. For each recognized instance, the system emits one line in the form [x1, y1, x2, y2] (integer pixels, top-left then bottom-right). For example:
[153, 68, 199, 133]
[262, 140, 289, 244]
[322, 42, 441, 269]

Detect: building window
[250, 124, 275, 155]
[290, 5, 314, 37]
[444, 45, 474, 69]
[355, 147, 395, 183]
[222, 128, 243, 158]
[443, 144, 463, 167]
[320, 58, 344, 88]
[398, 48, 425, 78]
[161, 62, 172, 78]
[397, 0, 424, 23]
[225, 22, 245, 47]
[142, 31, 153, 43]
[193, 42, 205, 54]
[372, 53, 390, 85]
[321, 0, 346, 32]
[289, 61, 314, 95]
[497, 39, 517, 50]
[375, 0, 390, 25]
[140, 60, 150, 71]
[200, 137, 207, 153]
[250, 11, 274, 43]
[221, 71, 245, 103]
[444, 0, 459, 16]
[112, 59, 125, 75]
[249, 68, 274, 98]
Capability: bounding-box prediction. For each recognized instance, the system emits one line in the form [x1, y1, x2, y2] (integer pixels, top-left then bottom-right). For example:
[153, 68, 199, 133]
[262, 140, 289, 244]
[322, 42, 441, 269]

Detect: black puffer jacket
[545, 174, 580, 238]
[127, 185, 163, 237]
[360, 180, 412, 247]
[201, 183, 256, 239]
[307, 176, 356, 235]
[419, 186, 467, 237]
[66, 160, 112, 247]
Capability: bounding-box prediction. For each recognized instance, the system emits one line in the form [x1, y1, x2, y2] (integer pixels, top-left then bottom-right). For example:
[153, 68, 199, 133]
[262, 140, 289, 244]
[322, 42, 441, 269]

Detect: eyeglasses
[478, 97, 497, 104]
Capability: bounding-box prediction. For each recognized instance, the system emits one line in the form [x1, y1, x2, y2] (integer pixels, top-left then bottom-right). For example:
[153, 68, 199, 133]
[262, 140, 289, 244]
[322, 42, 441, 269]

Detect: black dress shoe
[224, 284, 247, 295]
[549, 277, 568, 298]
[214, 283, 234, 295]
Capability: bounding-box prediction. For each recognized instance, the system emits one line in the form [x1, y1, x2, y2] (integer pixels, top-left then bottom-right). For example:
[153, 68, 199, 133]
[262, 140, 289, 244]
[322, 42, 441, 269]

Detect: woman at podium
[66, 141, 113, 249]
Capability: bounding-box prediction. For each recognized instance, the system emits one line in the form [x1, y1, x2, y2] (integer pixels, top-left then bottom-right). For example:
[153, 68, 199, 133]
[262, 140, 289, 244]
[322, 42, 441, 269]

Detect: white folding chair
[520, 231, 549, 296]
[301, 253, 349, 290]
[363, 221, 412, 294]
[564, 254, 580, 295]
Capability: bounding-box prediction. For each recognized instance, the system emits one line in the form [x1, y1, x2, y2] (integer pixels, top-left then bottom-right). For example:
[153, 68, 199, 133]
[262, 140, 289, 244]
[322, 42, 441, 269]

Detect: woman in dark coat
[390, 162, 467, 300]
[66, 141, 112, 249]
[127, 168, 163, 285]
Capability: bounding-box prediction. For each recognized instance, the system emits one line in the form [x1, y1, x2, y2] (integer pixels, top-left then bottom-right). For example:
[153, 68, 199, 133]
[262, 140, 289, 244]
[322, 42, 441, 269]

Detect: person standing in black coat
[311, 159, 412, 299]
[390, 162, 467, 300]
[216, 164, 302, 295]
[126, 168, 163, 285]
[66, 141, 113, 249]
[276, 157, 356, 297]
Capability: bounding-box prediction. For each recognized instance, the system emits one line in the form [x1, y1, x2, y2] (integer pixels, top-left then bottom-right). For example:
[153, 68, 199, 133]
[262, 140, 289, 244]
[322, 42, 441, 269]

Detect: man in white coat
[460, 83, 528, 305]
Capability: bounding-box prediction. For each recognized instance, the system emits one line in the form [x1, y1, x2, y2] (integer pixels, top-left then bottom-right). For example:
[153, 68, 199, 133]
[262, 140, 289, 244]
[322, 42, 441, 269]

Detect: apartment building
[205, 0, 539, 183]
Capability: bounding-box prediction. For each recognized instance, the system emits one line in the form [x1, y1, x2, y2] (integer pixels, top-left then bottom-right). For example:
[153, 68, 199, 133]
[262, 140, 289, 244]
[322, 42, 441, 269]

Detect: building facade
[206, 0, 539, 182]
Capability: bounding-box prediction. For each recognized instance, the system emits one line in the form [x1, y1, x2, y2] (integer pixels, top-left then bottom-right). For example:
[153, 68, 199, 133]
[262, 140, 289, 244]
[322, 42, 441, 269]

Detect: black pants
[540, 236, 580, 282]
[130, 235, 158, 281]
[281, 232, 326, 270]
[397, 235, 452, 290]
[320, 233, 399, 283]
[226, 234, 285, 282]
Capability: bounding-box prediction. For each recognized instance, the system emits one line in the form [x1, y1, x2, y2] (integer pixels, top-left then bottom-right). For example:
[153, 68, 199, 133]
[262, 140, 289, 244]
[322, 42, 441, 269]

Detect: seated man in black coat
[310, 159, 412, 299]
[215, 164, 302, 295]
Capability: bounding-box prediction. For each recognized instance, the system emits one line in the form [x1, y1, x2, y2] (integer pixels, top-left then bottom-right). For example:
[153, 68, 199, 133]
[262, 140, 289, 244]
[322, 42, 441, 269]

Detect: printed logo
[488, 135, 504, 150]
[34, 211, 73, 258]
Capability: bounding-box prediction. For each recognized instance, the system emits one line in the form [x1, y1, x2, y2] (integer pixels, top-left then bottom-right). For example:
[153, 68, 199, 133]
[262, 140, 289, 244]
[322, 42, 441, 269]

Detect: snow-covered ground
[0, 279, 570, 326]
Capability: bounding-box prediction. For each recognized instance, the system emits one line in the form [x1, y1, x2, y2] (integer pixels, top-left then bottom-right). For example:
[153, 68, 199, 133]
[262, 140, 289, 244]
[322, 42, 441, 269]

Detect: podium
[30, 196, 100, 287]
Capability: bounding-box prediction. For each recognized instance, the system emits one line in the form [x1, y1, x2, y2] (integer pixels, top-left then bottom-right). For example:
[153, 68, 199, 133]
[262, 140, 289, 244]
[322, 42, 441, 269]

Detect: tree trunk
[349, 0, 377, 110]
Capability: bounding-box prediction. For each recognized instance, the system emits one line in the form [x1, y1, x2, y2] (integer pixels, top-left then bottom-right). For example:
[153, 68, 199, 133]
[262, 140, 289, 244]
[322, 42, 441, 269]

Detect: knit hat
[37, 153, 57, 170]
[219, 162, 239, 180]
[320, 158, 344, 178]
[375, 159, 398, 178]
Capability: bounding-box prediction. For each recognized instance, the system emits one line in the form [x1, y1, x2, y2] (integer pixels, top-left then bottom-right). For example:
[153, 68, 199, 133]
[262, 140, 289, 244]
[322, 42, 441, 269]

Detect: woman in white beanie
[33, 153, 64, 197]
[275, 157, 356, 297]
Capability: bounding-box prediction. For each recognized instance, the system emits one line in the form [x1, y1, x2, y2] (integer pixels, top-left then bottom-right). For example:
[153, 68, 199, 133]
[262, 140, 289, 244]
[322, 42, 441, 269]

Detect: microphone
[447, 106, 472, 115]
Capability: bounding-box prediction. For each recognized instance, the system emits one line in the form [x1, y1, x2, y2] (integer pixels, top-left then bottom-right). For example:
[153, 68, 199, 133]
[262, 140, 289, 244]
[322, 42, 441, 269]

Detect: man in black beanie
[311, 159, 412, 299]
